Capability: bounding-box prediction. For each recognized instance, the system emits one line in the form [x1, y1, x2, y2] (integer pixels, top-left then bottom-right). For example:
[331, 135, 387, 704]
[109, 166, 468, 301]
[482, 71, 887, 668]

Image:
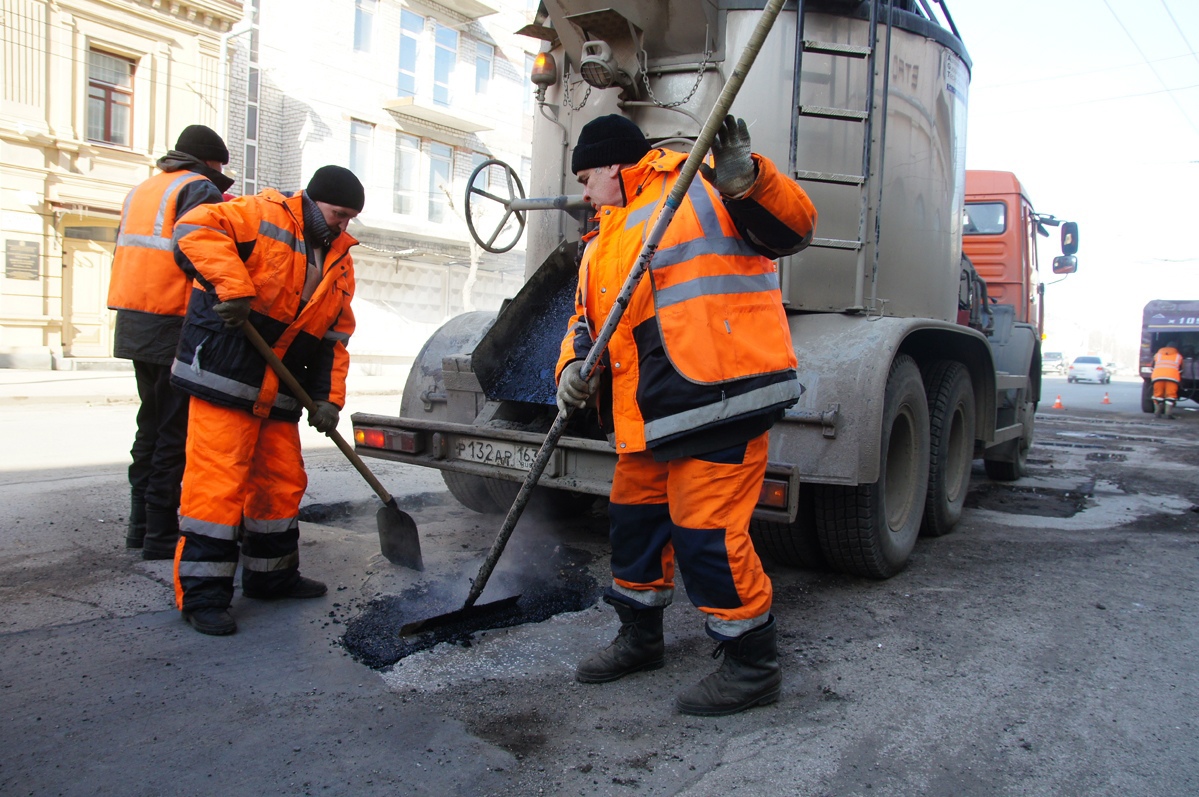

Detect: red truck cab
[962, 170, 1078, 337]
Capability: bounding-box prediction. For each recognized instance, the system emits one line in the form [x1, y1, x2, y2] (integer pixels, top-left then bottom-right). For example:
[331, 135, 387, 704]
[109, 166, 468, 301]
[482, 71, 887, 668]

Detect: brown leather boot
[576, 598, 665, 684]
[676, 616, 781, 716]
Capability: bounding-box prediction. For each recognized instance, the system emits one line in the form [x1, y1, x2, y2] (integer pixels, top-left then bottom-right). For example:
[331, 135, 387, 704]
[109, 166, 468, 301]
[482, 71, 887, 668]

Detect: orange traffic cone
[1052, 394, 1064, 409]
[1102, 392, 1111, 405]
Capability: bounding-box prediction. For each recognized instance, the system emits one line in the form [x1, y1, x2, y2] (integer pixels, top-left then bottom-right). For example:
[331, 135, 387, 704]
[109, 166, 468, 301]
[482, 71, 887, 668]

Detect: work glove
[213, 296, 253, 328]
[556, 361, 600, 414]
[308, 400, 340, 434]
[699, 115, 757, 198]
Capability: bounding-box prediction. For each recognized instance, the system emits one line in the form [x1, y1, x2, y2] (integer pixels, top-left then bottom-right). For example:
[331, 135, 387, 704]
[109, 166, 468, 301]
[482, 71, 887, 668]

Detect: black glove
[699, 115, 756, 197]
[213, 296, 253, 328]
[556, 361, 600, 414]
[308, 401, 340, 434]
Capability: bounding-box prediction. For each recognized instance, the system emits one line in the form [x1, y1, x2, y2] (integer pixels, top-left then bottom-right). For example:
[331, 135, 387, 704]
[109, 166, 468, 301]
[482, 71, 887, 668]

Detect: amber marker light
[758, 479, 788, 509]
[355, 428, 386, 448]
[531, 52, 558, 88]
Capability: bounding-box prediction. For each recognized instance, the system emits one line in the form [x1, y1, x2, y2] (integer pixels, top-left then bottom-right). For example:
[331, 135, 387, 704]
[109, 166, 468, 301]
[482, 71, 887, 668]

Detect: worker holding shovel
[557, 114, 816, 715]
[168, 166, 364, 636]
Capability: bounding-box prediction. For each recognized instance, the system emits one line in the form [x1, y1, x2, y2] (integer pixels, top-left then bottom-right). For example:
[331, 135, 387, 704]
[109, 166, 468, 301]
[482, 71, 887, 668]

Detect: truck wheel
[814, 355, 930, 578]
[921, 361, 974, 537]
[1141, 380, 1155, 413]
[983, 397, 1033, 481]
[749, 485, 825, 570]
[442, 471, 505, 514]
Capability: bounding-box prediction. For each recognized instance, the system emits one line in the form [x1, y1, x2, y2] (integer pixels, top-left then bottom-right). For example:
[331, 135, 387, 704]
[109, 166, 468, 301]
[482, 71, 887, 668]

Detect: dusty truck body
[352, 0, 1077, 577]
[1138, 300, 1199, 412]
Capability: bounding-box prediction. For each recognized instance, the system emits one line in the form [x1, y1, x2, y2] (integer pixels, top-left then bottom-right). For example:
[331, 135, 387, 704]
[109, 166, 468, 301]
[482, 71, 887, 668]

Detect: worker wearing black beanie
[174, 124, 230, 165]
[571, 114, 651, 175]
[306, 165, 366, 212]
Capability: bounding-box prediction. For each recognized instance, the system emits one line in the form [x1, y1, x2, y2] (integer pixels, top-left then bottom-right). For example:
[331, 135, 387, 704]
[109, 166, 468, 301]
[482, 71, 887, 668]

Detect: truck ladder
[789, 0, 895, 310]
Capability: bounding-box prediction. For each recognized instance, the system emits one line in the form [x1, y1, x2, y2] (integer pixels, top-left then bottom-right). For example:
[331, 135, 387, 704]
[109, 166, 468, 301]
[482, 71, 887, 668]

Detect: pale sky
[951, 0, 1199, 363]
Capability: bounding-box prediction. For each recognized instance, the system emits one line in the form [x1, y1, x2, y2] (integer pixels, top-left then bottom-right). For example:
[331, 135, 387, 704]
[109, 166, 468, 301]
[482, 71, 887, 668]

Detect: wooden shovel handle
[242, 321, 393, 504]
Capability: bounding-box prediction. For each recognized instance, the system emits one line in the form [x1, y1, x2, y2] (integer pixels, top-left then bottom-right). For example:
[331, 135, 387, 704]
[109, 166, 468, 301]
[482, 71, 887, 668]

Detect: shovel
[242, 321, 423, 571]
[400, 0, 786, 636]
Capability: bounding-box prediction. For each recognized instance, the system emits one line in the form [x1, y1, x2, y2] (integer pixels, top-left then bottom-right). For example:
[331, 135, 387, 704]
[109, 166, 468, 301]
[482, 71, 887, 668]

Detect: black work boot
[676, 616, 781, 716]
[243, 575, 328, 600]
[183, 607, 237, 636]
[576, 598, 665, 684]
[1155, 402, 1164, 417]
[142, 507, 180, 560]
[125, 498, 147, 549]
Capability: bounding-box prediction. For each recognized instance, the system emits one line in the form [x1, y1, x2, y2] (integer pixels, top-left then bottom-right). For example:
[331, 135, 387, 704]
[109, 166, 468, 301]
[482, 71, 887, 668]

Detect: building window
[87, 50, 134, 146]
[394, 134, 420, 215]
[475, 42, 493, 95]
[470, 153, 491, 193]
[397, 10, 422, 98]
[350, 120, 373, 179]
[428, 142, 453, 223]
[433, 23, 457, 107]
[354, 0, 376, 52]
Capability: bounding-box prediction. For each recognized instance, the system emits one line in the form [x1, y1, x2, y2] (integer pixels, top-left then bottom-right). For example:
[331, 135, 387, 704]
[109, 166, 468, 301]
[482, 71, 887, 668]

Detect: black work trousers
[129, 360, 190, 511]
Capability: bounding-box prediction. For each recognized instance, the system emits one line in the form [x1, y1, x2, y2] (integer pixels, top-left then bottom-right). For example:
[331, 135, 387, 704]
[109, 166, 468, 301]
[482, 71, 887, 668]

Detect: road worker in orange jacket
[1152, 341, 1184, 419]
[169, 165, 363, 636]
[556, 114, 816, 716]
[107, 125, 234, 559]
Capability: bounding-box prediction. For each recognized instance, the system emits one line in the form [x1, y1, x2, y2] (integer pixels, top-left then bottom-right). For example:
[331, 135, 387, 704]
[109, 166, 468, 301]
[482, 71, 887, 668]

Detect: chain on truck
[352, 0, 1080, 579]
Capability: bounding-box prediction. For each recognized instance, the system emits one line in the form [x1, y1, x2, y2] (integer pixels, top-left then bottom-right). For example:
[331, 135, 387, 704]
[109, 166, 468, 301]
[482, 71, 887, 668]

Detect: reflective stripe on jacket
[1152, 347, 1183, 383]
[169, 189, 356, 422]
[557, 148, 816, 454]
[108, 170, 212, 316]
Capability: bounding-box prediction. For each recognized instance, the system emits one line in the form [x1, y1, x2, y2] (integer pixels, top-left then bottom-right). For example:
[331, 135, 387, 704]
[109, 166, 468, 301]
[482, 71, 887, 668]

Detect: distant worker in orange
[1151, 340, 1183, 419]
[107, 125, 233, 559]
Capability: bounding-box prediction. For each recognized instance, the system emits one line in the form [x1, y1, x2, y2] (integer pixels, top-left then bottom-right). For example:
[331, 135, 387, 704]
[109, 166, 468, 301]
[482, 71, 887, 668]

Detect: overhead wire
[1101, 0, 1199, 137]
[1159, 0, 1199, 71]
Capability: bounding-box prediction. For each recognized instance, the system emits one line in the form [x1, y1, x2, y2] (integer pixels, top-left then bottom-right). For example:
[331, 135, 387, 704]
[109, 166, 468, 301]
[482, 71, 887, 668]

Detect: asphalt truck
[351, 0, 1079, 578]
[1139, 300, 1199, 412]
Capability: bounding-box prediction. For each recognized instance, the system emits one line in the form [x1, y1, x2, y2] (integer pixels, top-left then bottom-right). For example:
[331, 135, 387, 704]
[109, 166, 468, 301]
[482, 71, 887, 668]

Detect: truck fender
[775, 313, 996, 486]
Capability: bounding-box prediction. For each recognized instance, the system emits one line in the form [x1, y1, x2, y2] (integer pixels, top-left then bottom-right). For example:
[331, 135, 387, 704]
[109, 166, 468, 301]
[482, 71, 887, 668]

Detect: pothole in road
[340, 544, 600, 669]
[1086, 452, 1128, 462]
[965, 483, 1088, 518]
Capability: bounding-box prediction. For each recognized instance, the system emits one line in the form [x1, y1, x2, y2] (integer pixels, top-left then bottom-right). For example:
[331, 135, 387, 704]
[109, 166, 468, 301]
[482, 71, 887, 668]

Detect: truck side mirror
[1060, 221, 1079, 256]
[1052, 255, 1077, 274]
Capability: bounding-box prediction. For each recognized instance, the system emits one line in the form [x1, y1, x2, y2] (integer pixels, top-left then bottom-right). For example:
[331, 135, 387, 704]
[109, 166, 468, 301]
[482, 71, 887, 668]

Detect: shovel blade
[377, 499, 423, 571]
[399, 594, 521, 637]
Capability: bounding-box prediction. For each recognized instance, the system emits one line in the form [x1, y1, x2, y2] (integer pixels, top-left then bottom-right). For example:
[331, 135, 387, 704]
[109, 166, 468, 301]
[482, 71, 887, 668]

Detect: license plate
[454, 437, 539, 471]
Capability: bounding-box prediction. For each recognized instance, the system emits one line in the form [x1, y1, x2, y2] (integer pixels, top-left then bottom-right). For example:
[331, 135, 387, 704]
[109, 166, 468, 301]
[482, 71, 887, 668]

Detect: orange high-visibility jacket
[170, 189, 356, 422]
[557, 148, 816, 455]
[108, 169, 216, 316]
[1152, 346, 1183, 383]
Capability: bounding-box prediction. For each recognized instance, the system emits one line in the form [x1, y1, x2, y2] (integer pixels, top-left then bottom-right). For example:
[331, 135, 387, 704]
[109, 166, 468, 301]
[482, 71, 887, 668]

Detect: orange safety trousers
[1153, 380, 1180, 401]
[173, 397, 307, 612]
[606, 432, 772, 640]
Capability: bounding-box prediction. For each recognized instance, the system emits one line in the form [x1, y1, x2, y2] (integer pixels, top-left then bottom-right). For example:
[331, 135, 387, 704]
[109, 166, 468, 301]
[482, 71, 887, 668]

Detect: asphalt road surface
[1, 392, 1197, 796]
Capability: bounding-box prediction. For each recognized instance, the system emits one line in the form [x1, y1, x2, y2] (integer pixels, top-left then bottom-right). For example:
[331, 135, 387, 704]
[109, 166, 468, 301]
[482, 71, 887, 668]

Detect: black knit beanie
[306, 165, 365, 212]
[571, 115, 650, 174]
[175, 125, 229, 164]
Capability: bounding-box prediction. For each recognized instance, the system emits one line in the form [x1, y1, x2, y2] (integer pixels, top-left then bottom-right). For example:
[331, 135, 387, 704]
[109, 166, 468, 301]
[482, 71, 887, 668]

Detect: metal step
[798, 105, 869, 122]
[795, 170, 865, 185]
[812, 237, 862, 251]
[803, 40, 871, 58]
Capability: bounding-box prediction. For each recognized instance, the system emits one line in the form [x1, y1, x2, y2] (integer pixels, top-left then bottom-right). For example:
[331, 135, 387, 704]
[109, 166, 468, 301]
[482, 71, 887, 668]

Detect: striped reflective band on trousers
[642, 380, 801, 445]
[117, 172, 205, 251]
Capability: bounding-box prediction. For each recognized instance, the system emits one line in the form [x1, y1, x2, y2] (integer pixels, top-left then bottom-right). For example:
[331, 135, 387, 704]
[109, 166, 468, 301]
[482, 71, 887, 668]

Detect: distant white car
[1067, 355, 1111, 384]
[1042, 351, 1066, 374]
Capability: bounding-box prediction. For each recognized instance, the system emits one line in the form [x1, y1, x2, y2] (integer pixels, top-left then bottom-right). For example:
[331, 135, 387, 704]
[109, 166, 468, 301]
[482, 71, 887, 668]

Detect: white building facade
[0, 0, 242, 368]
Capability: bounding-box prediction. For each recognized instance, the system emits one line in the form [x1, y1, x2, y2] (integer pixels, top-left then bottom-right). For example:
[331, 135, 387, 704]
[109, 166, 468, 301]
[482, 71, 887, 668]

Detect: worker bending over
[169, 166, 364, 636]
[1152, 340, 1183, 419]
[557, 114, 817, 716]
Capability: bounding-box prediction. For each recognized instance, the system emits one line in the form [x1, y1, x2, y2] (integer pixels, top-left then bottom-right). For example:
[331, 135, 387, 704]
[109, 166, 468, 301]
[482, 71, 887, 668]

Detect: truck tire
[814, 355, 930, 579]
[749, 484, 825, 570]
[442, 471, 505, 514]
[921, 361, 974, 537]
[983, 397, 1033, 481]
[1141, 380, 1155, 413]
